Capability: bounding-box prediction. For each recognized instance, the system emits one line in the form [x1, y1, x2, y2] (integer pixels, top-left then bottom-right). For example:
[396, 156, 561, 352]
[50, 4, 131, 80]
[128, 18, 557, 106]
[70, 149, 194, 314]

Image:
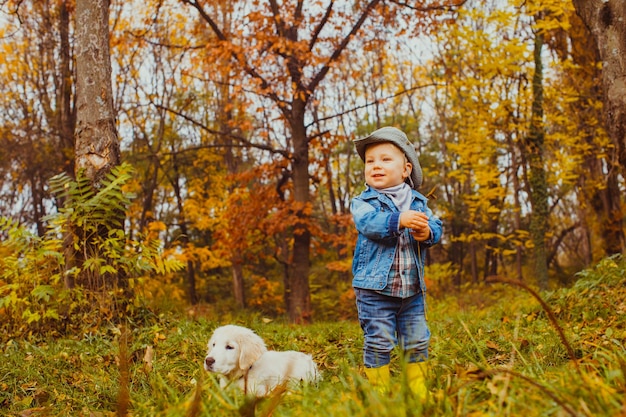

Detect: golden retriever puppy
[204, 324, 320, 397]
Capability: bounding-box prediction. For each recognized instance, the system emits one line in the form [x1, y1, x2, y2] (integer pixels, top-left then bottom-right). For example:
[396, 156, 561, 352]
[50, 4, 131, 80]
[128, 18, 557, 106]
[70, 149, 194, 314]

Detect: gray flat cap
[354, 126, 423, 189]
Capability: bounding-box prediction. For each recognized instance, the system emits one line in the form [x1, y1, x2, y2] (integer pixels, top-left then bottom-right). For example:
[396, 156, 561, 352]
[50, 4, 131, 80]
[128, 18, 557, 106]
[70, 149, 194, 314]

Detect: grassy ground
[2, 257, 626, 416]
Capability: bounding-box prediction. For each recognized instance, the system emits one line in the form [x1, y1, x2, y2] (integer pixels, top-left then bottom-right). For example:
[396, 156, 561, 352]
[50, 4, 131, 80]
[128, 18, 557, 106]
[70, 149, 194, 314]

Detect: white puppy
[204, 324, 320, 397]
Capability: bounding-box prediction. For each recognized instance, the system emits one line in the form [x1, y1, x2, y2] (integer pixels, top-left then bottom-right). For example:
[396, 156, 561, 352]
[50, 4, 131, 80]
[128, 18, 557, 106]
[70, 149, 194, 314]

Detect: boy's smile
[364, 142, 412, 189]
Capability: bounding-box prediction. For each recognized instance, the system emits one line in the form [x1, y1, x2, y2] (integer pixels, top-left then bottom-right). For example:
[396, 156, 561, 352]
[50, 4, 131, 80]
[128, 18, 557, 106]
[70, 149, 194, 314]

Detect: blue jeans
[355, 288, 430, 368]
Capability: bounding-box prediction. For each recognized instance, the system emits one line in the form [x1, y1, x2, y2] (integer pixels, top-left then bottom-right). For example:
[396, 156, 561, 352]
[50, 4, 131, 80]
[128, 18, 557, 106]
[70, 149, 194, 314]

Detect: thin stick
[485, 276, 581, 376]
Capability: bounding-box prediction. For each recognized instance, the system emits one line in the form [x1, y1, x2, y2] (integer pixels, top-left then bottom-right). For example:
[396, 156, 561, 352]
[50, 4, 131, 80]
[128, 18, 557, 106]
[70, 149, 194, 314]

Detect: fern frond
[0, 216, 38, 254]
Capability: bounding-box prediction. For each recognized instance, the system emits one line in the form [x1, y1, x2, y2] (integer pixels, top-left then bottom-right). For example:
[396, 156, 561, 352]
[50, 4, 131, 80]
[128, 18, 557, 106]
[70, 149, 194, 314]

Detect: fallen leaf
[486, 340, 501, 350]
[143, 345, 154, 374]
[19, 408, 46, 417]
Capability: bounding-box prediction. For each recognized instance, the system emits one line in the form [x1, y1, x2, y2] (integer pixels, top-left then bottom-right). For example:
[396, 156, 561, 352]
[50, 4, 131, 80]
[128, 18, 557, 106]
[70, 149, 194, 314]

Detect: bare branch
[306, 82, 441, 128]
[179, 0, 227, 41]
[153, 103, 290, 158]
[388, 0, 468, 12]
[309, 1, 334, 51]
[307, 0, 382, 94]
[462, 368, 580, 417]
[547, 223, 580, 266]
[485, 276, 581, 376]
[268, 0, 286, 37]
[179, 0, 287, 111]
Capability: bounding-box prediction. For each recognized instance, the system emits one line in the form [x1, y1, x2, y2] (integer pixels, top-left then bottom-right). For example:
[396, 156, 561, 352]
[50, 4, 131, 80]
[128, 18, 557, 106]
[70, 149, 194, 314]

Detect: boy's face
[364, 142, 412, 189]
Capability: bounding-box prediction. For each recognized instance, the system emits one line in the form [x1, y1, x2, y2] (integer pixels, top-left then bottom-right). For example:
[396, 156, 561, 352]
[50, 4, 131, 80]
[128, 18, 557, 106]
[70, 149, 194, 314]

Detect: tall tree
[427, 3, 530, 285]
[541, 8, 609, 270]
[180, 0, 383, 323]
[525, 16, 549, 289]
[72, 0, 122, 290]
[179, 0, 464, 323]
[571, 0, 626, 256]
[0, 1, 75, 234]
[108, 2, 205, 304]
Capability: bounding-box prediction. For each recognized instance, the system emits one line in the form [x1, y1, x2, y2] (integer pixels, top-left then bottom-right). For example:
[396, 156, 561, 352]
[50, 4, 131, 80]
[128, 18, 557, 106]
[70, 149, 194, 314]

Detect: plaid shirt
[379, 229, 420, 298]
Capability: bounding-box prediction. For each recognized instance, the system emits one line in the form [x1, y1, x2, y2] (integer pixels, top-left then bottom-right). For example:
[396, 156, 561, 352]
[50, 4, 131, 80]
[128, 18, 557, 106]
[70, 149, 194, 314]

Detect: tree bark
[58, 0, 77, 289]
[572, 0, 626, 256]
[171, 153, 198, 305]
[526, 26, 549, 290]
[73, 0, 122, 290]
[58, 0, 76, 177]
[508, 131, 524, 281]
[288, 104, 312, 323]
[74, 0, 120, 182]
[231, 261, 245, 310]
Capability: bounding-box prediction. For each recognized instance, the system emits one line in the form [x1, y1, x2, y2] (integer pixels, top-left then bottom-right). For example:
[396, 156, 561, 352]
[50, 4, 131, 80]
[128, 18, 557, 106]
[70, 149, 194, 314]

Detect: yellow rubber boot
[406, 362, 428, 401]
[364, 365, 391, 394]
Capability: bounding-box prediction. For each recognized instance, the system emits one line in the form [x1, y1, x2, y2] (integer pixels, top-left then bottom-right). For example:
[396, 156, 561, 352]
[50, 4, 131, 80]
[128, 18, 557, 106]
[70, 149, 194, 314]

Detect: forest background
[1, 0, 626, 331]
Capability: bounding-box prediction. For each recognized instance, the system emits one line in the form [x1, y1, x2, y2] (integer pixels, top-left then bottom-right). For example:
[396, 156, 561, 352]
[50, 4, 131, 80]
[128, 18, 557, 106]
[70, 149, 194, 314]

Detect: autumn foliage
[0, 0, 625, 325]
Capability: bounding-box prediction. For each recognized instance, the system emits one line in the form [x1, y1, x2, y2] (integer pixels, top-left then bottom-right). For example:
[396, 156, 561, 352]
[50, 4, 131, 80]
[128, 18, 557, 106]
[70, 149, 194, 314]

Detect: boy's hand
[400, 210, 431, 241]
[410, 228, 431, 241]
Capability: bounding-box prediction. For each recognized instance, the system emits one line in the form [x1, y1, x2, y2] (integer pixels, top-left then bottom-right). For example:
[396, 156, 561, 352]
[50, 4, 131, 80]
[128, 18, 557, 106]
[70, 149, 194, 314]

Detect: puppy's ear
[238, 330, 266, 371]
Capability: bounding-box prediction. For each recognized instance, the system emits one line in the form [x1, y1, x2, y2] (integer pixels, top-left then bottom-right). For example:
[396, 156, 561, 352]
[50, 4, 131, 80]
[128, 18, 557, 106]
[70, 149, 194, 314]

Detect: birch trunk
[74, 0, 120, 182]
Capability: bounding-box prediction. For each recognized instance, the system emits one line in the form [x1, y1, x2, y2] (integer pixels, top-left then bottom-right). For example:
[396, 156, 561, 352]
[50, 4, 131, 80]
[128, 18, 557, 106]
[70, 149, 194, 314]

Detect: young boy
[351, 126, 442, 398]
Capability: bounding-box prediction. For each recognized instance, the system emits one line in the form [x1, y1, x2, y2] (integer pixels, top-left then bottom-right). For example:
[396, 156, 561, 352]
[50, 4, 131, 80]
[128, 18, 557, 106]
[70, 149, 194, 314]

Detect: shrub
[0, 163, 184, 340]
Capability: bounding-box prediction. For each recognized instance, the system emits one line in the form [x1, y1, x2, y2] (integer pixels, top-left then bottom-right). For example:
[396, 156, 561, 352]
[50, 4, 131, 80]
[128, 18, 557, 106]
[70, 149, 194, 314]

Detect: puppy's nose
[205, 357, 215, 369]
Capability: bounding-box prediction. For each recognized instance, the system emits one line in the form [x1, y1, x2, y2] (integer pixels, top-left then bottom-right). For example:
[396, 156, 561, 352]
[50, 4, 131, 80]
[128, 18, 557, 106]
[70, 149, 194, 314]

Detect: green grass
[2, 257, 626, 416]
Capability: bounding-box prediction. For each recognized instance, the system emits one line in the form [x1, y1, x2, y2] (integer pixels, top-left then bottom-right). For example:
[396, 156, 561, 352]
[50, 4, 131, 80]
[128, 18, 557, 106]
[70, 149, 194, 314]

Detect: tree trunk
[59, 0, 77, 289]
[74, 0, 120, 181]
[567, 12, 617, 263]
[526, 26, 549, 290]
[483, 159, 501, 281]
[139, 159, 159, 232]
[74, 0, 122, 290]
[51, 1, 76, 288]
[171, 154, 198, 305]
[231, 261, 245, 309]
[470, 240, 478, 284]
[185, 259, 198, 305]
[288, 103, 312, 324]
[58, 0, 75, 177]
[572, 0, 626, 256]
[509, 133, 524, 281]
[217, 63, 246, 309]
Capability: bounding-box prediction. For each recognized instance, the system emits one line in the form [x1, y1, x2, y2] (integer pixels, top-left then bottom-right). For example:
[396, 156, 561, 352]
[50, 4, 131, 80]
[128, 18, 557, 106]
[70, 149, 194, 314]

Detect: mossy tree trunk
[525, 24, 549, 290]
[572, 0, 626, 256]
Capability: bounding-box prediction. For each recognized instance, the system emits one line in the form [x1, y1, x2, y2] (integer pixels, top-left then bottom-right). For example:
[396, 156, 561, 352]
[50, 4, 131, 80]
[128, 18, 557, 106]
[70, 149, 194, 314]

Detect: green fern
[47, 163, 132, 230]
[0, 162, 184, 340]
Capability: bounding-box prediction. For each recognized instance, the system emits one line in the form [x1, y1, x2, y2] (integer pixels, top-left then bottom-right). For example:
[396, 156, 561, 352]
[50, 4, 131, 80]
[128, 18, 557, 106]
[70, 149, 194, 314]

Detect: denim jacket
[351, 186, 443, 292]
